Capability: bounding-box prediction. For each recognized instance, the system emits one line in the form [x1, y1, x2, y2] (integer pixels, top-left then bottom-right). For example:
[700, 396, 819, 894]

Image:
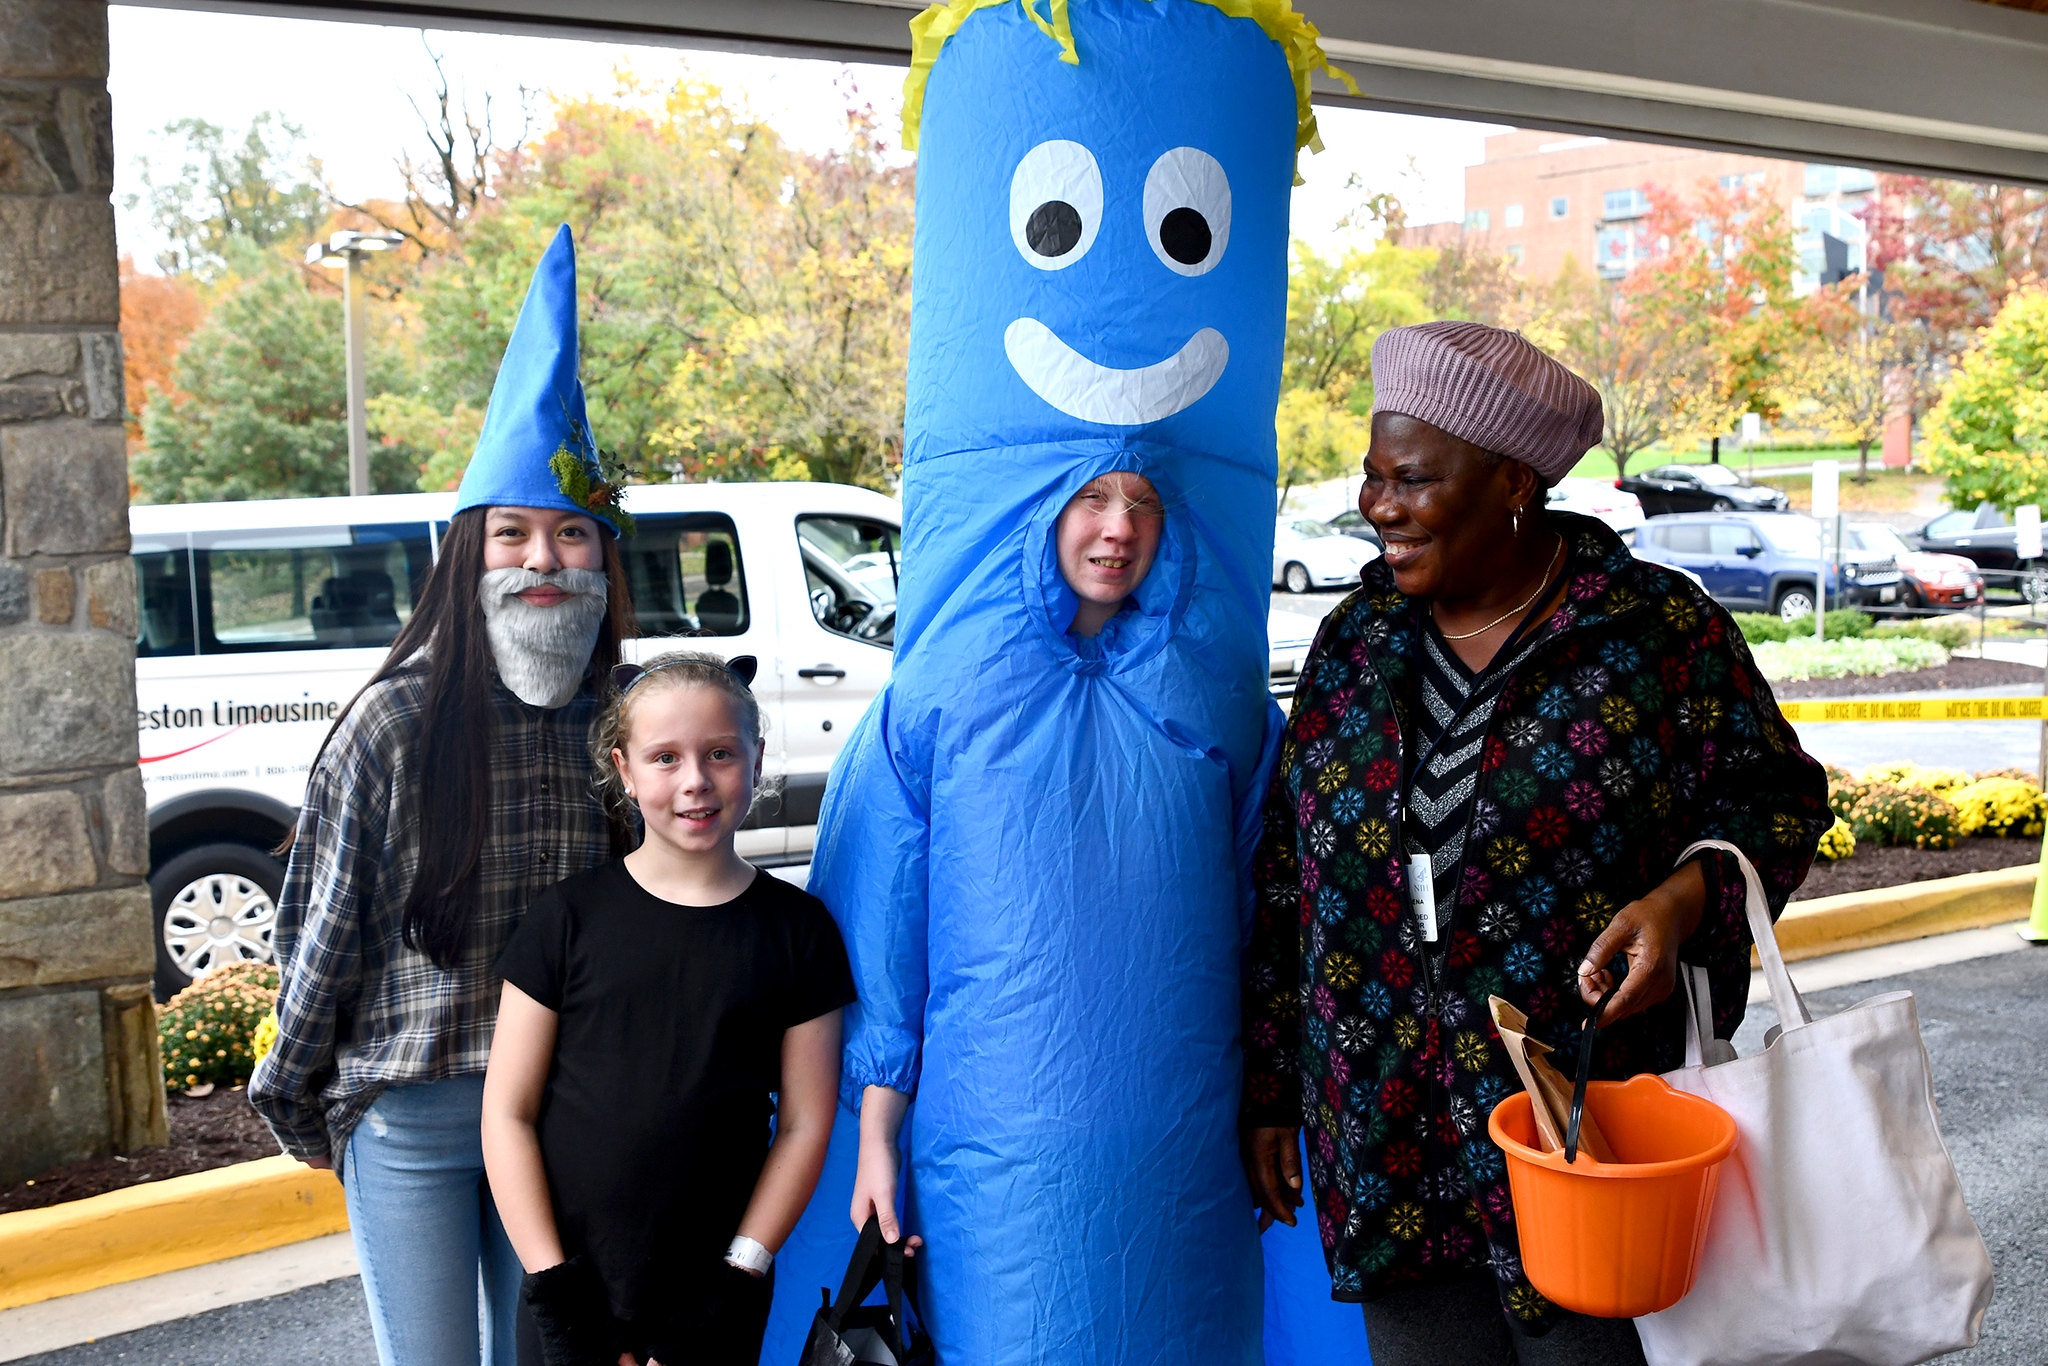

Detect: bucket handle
[1565, 962, 1625, 1165]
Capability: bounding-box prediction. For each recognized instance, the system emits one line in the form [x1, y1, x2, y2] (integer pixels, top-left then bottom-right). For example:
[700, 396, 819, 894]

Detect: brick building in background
[1408, 129, 1877, 294]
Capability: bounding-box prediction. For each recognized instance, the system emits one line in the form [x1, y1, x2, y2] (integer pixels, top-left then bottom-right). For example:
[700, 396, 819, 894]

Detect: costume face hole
[1010, 140, 1101, 272]
[1143, 147, 1230, 277]
[1160, 207, 1211, 266]
[1026, 201, 1084, 258]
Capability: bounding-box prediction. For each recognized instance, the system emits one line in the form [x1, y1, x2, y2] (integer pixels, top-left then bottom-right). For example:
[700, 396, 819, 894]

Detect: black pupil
[1026, 201, 1083, 257]
[1160, 206, 1212, 265]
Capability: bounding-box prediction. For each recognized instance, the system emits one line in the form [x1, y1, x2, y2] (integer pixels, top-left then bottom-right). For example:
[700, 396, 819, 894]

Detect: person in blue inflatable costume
[779, 1, 1358, 1362]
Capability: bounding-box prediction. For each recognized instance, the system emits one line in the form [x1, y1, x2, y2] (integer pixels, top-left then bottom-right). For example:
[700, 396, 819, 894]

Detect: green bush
[1871, 616, 1974, 650]
[1734, 610, 1873, 644]
[1750, 636, 1947, 680]
[1839, 782, 1960, 850]
[158, 961, 279, 1091]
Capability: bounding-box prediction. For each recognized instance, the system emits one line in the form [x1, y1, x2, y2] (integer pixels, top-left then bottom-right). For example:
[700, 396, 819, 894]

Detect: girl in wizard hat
[252, 224, 637, 1366]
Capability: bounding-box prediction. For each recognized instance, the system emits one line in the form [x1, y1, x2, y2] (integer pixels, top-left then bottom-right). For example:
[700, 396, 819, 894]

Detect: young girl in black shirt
[483, 652, 855, 1366]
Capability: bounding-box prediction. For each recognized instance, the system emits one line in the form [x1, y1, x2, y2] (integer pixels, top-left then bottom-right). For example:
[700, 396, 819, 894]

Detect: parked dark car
[1619, 463, 1790, 516]
[1909, 505, 2047, 600]
[1633, 512, 1901, 619]
[1326, 508, 1382, 547]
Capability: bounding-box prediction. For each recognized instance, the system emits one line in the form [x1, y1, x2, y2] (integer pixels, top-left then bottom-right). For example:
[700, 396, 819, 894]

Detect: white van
[133, 482, 900, 996]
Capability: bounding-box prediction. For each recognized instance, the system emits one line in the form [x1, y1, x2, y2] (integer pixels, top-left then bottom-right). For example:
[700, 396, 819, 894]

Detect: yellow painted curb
[1773, 862, 2038, 963]
[0, 1154, 347, 1311]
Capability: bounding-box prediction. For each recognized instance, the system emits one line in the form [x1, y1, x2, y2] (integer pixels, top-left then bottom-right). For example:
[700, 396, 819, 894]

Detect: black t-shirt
[496, 860, 855, 1330]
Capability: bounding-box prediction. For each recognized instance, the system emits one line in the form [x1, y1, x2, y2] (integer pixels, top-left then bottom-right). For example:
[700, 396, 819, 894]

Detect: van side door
[616, 510, 787, 863]
[777, 514, 899, 861]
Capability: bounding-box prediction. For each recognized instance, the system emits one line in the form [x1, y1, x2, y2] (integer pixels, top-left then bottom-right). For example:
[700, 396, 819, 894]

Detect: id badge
[1405, 854, 1438, 942]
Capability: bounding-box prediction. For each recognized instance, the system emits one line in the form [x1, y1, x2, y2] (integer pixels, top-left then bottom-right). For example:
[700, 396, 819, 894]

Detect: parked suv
[1632, 512, 1902, 618]
[132, 482, 900, 997]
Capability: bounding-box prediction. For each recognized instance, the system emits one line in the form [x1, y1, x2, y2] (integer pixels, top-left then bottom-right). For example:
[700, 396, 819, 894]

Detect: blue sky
[108, 5, 1500, 270]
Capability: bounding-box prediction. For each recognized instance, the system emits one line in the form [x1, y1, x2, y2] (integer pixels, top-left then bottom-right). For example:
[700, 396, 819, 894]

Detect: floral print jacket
[1242, 513, 1830, 1324]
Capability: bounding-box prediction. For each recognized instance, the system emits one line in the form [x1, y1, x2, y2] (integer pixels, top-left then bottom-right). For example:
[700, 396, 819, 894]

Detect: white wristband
[725, 1235, 773, 1276]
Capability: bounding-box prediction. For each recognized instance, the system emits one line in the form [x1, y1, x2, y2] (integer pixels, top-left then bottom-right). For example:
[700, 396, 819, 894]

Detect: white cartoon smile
[1004, 317, 1227, 426]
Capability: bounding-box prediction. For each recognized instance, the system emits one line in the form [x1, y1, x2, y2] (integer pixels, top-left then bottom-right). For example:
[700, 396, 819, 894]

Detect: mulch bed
[1770, 655, 2048, 699]
[1790, 835, 2040, 901]
[0, 1086, 278, 1215]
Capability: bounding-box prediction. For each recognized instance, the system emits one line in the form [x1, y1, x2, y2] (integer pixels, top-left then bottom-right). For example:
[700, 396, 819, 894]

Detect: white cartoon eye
[1010, 140, 1102, 271]
[1144, 147, 1231, 276]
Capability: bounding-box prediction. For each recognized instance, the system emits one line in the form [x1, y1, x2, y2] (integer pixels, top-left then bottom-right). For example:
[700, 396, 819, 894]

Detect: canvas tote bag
[1634, 839, 1994, 1366]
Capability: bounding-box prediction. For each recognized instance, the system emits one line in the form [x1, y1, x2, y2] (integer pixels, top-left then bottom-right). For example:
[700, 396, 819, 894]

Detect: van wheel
[1775, 587, 1817, 621]
[151, 842, 284, 1000]
[1283, 562, 1312, 595]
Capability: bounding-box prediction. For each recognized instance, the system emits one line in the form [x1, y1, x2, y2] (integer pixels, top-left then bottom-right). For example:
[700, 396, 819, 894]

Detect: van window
[798, 516, 898, 647]
[134, 536, 196, 658]
[619, 513, 750, 637]
[193, 524, 433, 653]
[137, 524, 433, 657]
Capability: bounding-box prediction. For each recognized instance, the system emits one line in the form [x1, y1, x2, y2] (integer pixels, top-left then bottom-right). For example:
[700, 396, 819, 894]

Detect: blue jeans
[340, 1075, 523, 1366]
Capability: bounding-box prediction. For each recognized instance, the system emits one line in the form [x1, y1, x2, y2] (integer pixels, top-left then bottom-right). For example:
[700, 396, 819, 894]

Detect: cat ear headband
[610, 655, 758, 694]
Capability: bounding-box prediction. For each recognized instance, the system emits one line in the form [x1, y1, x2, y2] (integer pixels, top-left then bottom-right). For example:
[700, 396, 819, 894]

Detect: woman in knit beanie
[1240, 322, 1831, 1363]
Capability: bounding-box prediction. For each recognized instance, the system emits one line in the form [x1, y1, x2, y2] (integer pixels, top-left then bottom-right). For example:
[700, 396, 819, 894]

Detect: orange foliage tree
[117, 256, 206, 449]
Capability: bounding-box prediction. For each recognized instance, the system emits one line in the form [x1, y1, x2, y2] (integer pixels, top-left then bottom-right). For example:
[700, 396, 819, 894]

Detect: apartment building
[1407, 129, 1877, 291]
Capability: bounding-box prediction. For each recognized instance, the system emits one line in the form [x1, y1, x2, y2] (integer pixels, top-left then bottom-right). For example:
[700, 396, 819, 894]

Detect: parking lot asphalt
[28, 946, 2042, 1366]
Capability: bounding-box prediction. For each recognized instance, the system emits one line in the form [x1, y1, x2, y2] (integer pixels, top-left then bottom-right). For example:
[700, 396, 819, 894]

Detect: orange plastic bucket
[1487, 1072, 1738, 1318]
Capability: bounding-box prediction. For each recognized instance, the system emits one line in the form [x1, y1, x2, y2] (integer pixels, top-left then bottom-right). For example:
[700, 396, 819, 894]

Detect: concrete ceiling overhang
[138, 0, 2048, 186]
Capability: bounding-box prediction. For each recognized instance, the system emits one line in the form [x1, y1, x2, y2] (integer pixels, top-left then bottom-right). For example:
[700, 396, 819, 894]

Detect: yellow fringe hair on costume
[901, 0, 1359, 179]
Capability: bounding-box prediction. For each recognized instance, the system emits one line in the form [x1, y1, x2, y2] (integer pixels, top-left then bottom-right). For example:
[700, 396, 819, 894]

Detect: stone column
[0, 0, 164, 1186]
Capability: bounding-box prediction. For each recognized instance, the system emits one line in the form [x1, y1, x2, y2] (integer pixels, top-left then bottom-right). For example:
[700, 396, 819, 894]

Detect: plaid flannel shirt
[249, 665, 612, 1163]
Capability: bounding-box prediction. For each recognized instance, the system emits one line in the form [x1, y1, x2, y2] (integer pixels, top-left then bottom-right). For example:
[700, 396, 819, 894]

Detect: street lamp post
[304, 230, 405, 497]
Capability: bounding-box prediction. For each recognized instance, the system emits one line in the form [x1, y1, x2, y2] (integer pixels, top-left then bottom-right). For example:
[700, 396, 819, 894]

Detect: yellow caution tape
[1778, 696, 2048, 723]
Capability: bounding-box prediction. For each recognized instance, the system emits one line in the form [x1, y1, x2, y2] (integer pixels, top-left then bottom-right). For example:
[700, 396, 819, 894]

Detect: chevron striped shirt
[1404, 619, 1548, 942]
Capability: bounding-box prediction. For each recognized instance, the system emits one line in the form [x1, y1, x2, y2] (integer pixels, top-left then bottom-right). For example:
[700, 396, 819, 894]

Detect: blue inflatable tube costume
[774, 3, 1358, 1362]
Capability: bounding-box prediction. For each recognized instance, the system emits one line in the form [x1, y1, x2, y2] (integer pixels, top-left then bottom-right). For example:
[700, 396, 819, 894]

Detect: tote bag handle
[1677, 839, 1811, 1030]
[825, 1215, 918, 1359]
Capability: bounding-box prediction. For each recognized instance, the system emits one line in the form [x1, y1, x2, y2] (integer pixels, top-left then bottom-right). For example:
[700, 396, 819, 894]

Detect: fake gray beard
[477, 567, 609, 708]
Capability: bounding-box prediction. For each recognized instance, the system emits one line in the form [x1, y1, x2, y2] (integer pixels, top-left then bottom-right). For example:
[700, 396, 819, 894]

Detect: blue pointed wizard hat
[456, 223, 621, 531]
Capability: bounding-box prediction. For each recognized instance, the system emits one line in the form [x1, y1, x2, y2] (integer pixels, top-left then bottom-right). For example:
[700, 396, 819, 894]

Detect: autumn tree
[1274, 387, 1366, 512]
[1864, 176, 2048, 348]
[1282, 239, 1431, 412]
[1790, 280, 1926, 482]
[1624, 180, 1806, 452]
[117, 256, 205, 448]
[655, 96, 913, 490]
[130, 114, 327, 279]
[1548, 262, 1690, 480]
[408, 79, 797, 484]
[1920, 288, 2048, 511]
[134, 263, 419, 502]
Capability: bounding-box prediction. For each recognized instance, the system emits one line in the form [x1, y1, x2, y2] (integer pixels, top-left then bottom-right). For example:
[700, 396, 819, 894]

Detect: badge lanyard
[1402, 575, 1563, 945]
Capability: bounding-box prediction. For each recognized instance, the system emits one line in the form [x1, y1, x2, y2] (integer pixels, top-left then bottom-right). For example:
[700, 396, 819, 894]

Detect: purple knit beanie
[1370, 321, 1603, 486]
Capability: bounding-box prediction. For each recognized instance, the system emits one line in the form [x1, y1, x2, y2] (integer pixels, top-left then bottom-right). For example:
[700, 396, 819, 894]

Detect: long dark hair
[287, 506, 637, 969]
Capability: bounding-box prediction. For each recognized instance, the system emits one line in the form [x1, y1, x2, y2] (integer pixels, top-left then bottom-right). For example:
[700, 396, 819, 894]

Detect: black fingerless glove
[520, 1256, 619, 1366]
